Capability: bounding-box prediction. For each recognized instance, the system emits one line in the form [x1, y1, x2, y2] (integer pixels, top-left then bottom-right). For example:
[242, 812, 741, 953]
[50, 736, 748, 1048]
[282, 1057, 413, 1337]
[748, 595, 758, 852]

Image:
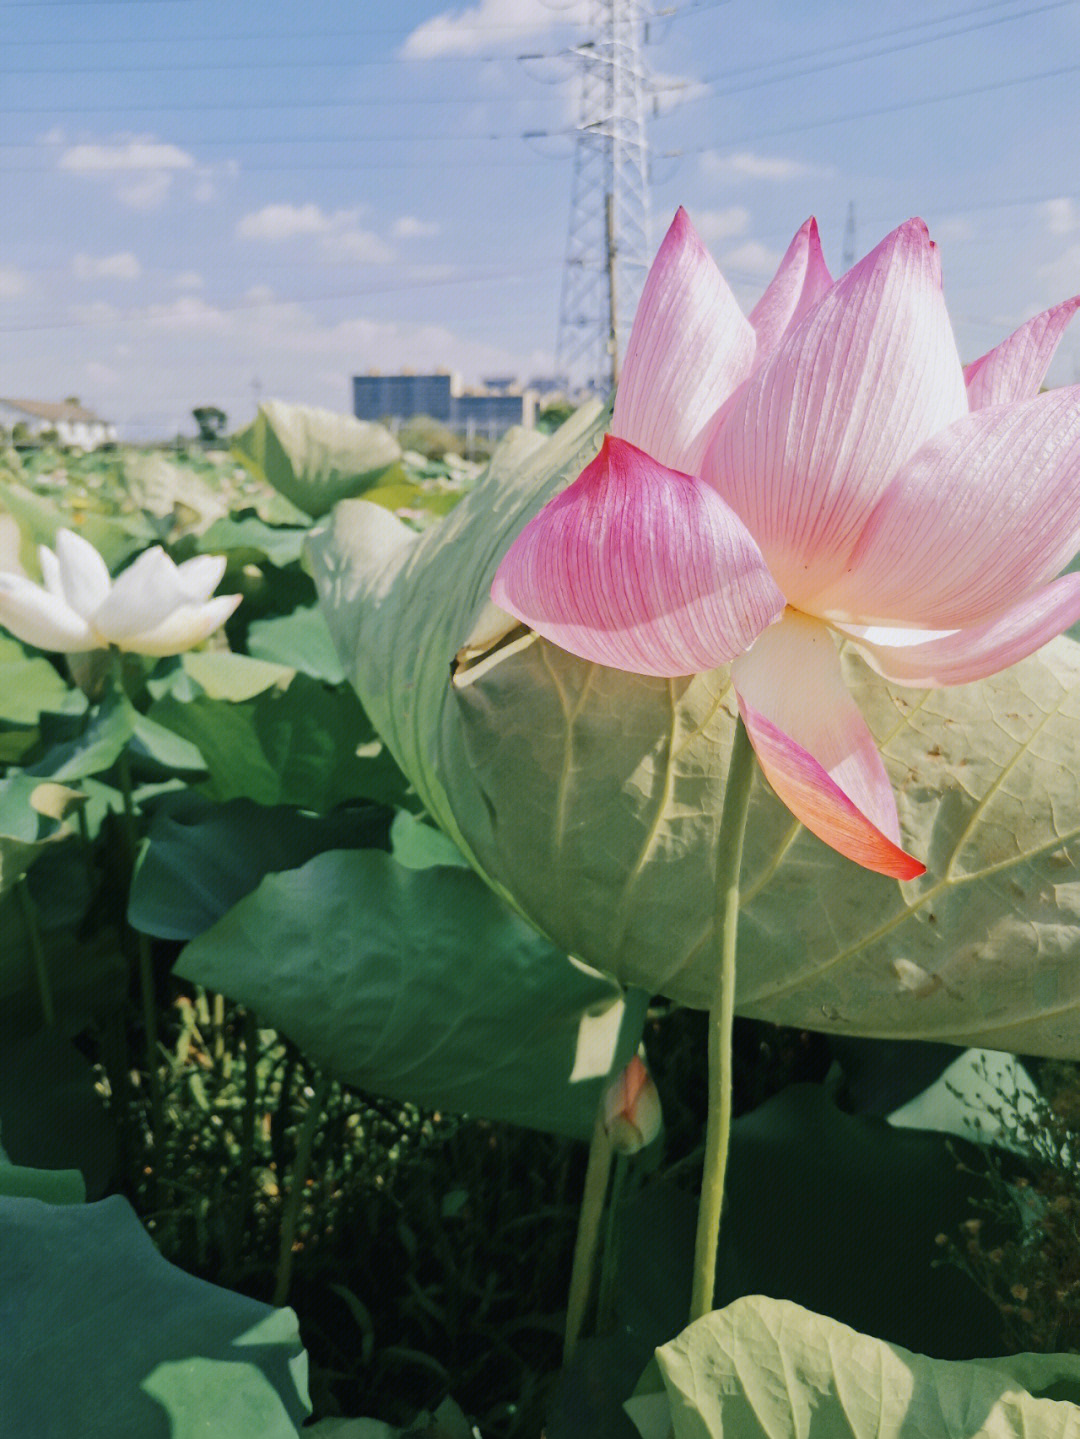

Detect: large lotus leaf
[628, 1296, 1080, 1439]
[0, 478, 147, 571]
[233, 400, 404, 519]
[148, 673, 410, 812]
[129, 791, 392, 940]
[174, 850, 647, 1139]
[0, 1194, 310, 1437]
[0, 773, 84, 894]
[310, 404, 1080, 1058]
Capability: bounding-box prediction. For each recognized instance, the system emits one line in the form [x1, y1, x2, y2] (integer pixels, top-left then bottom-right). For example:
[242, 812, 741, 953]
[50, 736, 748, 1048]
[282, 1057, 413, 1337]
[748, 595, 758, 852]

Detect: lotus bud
[603, 1054, 662, 1155]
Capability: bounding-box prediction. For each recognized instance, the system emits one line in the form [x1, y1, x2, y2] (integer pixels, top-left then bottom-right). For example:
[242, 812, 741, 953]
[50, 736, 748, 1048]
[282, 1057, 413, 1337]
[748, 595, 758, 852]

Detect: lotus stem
[114, 717, 165, 1155]
[596, 1151, 629, 1334]
[689, 712, 755, 1322]
[273, 1070, 329, 1307]
[563, 1103, 614, 1366]
[18, 875, 54, 1028]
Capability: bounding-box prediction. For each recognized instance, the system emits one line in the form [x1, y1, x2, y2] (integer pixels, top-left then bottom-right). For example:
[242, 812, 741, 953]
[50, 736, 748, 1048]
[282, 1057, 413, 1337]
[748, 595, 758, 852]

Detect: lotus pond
[5, 393, 1080, 1438]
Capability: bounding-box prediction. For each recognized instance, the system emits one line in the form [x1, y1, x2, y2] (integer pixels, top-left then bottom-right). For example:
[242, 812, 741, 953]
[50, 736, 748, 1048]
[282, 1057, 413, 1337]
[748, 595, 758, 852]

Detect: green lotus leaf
[233, 400, 404, 519]
[0, 1194, 310, 1436]
[310, 405, 1080, 1056]
[628, 1296, 1080, 1439]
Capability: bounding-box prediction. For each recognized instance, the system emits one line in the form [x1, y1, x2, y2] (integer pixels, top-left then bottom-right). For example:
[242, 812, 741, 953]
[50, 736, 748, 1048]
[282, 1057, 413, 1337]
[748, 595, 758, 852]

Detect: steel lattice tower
[556, 0, 651, 396]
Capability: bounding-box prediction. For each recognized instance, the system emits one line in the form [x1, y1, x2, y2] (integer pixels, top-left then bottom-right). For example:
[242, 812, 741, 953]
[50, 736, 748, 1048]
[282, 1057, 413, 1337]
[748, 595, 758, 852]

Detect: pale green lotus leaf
[628, 1296, 1080, 1439]
[233, 400, 404, 519]
[310, 404, 1080, 1057]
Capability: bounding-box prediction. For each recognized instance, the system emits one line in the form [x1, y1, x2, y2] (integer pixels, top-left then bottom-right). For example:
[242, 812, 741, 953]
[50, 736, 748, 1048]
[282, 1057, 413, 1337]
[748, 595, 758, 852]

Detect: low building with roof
[0, 399, 117, 450]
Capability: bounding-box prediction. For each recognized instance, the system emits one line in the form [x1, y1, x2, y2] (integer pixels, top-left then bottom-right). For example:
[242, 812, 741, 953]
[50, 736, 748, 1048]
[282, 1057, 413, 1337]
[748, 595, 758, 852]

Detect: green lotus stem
[689, 713, 756, 1323]
[273, 1070, 330, 1307]
[235, 1010, 259, 1250]
[18, 875, 54, 1028]
[114, 704, 165, 1154]
[563, 1103, 614, 1366]
[596, 1151, 628, 1334]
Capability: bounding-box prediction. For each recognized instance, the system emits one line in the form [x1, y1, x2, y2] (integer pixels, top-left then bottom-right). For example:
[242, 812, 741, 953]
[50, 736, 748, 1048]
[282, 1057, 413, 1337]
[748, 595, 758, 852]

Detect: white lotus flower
[0, 528, 241, 656]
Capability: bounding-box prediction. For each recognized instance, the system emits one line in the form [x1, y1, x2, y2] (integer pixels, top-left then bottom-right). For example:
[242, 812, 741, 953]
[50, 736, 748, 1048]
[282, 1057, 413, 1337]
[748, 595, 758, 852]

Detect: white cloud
[721, 240, 783, 277]
[60, 137, 195, 175]
[72, 251, 142, 282]
[237, 202, 331, 242]
[701, 150, 829, 182]
[1042, 198, 1080, 237]
[649, 71, 711, 116]
[392, 215, 442, 240]
[1038, 243, 1080, 296]
[171, 271, 204, 290]
[401, 0, 563, 58]
[930, 217, 972, 245]
[237, 203, 394, 264]
[0, 267, 29, 301]
[694, 207, 751, 245]
[57, 135, 233, 211]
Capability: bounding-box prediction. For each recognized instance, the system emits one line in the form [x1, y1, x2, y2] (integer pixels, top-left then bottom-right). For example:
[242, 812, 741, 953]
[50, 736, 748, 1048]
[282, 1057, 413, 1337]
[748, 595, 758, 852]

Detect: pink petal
[731, 611, 924, 880]
[748, 216, 833, 366]
[611, 207, 755, 475]
[965, 297, 1080, 410]
[490, 435, 785, 677]
[836, 573, 1080, 687]
[707, 218, 969, 612]
[821, 386, 1080, 629]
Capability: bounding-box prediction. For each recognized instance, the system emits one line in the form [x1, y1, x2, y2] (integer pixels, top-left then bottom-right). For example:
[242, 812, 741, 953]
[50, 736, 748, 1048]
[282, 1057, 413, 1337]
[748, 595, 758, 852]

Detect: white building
[0, 398, 117, 450]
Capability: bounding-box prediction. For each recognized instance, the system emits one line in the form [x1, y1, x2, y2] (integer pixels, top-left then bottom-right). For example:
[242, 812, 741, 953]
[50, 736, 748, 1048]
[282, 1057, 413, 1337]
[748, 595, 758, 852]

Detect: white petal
[92, 546, 190, 642]
[127, 594, 242, 656]
[176, 553, 228, 602]
[0, 573, 95, 652]
[54, 528, 112, 618]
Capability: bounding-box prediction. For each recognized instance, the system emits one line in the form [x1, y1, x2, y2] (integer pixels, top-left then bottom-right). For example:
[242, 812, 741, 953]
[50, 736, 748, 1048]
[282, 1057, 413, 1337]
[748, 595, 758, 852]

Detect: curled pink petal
[965, 297, 1080, 410]
[708, 218, 968, 611]
[748, 216, 833, 366]
[837, 574, 1080, 687]
[611, 207, 755, 475]
[824, 386, 1080, 629]
[491, 435, 785, 677]
[731, 611, 924, 880]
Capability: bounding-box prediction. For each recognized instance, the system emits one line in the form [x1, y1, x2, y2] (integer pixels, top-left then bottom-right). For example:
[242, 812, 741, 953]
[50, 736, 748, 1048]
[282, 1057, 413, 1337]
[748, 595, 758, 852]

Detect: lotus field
[9, 212, 1080, 1437]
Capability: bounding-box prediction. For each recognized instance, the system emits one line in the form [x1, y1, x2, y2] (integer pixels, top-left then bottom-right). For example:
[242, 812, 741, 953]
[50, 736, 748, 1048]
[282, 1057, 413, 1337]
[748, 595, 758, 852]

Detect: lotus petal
[837, 575, 1080, 686]
[0, 573, 95, 651]
[54, 529, 112, 619]
[175, 553, 228, 602]
[748, 216, 833, 365]
[492, 435, 784, 676]
[824, 386, 1080, 628]
[93, 547, 192, 642]
[611, 207, 755, 475]
[965, 297, 1080, 409]
[133, 594, 242, 657]
[731, 612, 924, 879]
[708, 219, 968, 610]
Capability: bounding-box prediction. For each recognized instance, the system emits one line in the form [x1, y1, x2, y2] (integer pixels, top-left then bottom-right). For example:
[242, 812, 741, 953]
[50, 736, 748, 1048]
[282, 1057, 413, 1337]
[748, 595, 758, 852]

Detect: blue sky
[2, 0, 1079, 438]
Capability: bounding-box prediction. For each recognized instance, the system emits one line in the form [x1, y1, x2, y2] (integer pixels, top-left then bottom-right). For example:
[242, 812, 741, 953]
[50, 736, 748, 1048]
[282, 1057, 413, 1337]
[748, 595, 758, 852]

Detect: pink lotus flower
[603, 1054, 662, 1154]
[493, 210, 1080, 880]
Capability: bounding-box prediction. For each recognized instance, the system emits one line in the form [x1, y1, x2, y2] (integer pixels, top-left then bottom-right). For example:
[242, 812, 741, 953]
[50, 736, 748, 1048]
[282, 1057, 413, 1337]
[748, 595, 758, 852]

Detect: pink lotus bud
[603, 1054, 662, 1155]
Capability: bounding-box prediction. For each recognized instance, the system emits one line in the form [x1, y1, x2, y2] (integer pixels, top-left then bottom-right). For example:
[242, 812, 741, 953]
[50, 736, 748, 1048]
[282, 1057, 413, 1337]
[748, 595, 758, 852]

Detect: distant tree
[64, 395, 81, 408]
[192, 406, 228, 444]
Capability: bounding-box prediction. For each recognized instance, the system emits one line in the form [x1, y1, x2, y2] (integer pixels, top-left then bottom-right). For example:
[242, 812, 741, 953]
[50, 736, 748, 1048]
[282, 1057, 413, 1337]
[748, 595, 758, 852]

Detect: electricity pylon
[556, 0, 651, 397]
